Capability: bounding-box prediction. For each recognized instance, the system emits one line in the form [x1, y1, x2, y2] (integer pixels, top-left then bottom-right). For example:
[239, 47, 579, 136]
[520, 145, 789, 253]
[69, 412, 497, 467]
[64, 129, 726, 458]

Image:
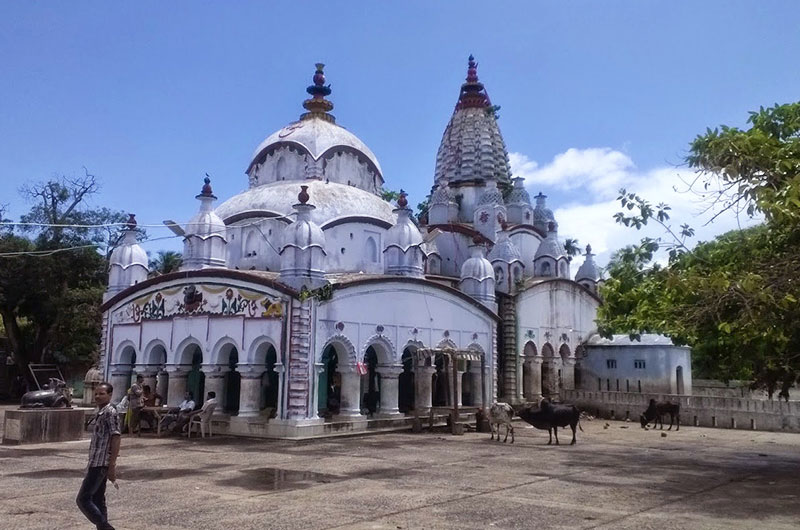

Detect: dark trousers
[76, 466, 114, 529]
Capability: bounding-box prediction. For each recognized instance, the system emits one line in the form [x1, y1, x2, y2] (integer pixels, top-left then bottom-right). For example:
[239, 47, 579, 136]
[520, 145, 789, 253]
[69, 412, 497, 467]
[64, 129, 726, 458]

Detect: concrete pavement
[1, 418, 799, 529]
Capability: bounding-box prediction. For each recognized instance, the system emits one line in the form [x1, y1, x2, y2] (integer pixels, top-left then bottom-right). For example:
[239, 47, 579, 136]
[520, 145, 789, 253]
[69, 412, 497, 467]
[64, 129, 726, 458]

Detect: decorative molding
[319, 333, 357, 364]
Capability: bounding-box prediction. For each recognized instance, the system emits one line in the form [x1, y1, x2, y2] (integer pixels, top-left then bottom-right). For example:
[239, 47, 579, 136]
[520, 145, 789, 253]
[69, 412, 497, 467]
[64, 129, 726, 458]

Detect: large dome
[247, 117, 382, 178]
[216, 179, 396, 227]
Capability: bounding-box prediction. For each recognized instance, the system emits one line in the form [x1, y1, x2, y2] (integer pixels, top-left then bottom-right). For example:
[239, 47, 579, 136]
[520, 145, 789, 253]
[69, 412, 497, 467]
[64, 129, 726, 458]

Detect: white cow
[488, 402, 515, 443]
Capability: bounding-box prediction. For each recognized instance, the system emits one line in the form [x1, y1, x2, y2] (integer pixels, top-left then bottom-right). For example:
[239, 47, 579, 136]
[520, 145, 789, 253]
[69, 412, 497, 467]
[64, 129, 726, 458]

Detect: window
[606, 359, 617, 369]
[634, 359, 646, 369]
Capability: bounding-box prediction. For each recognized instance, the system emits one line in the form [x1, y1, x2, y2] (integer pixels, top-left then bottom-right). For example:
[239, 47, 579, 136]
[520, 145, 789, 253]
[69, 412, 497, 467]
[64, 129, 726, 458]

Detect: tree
[0, 173, 128, 381]
[149, 250, 183, 277]
[598, 102, 800, 395]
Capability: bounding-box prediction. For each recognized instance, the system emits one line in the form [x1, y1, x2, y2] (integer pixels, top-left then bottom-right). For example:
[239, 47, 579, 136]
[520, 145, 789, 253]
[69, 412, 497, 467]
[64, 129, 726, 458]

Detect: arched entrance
[541, 343, 556, 397]
[318, 345, 340, 416]
[146, 344, 168, 402]
[111, 345, 137, 403]
[219, 346, 240, 415]
[361, 346, 380, 415]
[522, 341, 537, 400]
[398, 348, 415, 413]
[432, 353, 450, 406]
[261, 345, 279, 415]
[186, 345, 204, 410]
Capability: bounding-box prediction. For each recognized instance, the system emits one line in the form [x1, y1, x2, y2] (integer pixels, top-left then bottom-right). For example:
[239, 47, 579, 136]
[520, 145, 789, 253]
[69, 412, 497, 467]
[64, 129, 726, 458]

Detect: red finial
[302, 62, 334, 120]
[298, 185, 310, 204]
[397, 189, 408, 209]
[455, 54, 490, 110]
[200, 176, 213, 196]
[126, 213, 137, 230]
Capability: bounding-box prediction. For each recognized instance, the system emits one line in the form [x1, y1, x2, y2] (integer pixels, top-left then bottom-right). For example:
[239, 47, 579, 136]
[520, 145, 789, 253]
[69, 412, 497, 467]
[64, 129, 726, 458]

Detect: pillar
[273, 363, 285, 419]
[109, 368, 131, 404]
[415, 365, 435, 412]
[312, 363, 326, 420]
[562, 358, 576, 391]
[522, 360, 535, 401]
[238, 365, 266, 417]
[156, 370, 169, 402]
[469, 364, 484, 407]
[530, 356, 543, 399]
[201, 364, 228, 410]
[376, 365, 403, 416]
[165, 365, 188, 406]
[337, 368, 363, 418]
[454, 370, 466, 406]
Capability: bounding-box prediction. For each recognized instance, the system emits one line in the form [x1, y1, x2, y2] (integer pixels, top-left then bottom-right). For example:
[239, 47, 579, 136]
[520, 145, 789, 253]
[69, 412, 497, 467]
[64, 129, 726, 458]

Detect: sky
[1, 1, 798, 266]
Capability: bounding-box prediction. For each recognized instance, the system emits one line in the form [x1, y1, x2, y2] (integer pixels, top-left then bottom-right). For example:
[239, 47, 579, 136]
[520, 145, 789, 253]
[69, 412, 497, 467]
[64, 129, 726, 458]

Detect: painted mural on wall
[112, 284, 284, 324]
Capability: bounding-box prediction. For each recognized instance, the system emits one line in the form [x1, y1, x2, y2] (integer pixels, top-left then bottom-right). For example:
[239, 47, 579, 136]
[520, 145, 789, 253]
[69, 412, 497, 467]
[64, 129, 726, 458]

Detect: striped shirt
[88, 403, 121, 467]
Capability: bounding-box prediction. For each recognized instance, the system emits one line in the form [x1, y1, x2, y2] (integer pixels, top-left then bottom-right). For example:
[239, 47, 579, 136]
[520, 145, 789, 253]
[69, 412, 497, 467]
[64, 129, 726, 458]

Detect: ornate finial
[397, 189, 408, 209]
[456, 54, 490, 110]
[126, 213, 137, 230]
[547, 221, 556, 233]
[585, 244, 593, 255]
[197, 175, 216, 199]
[302, 62, 335, 121]
[298, 185, 310, 204]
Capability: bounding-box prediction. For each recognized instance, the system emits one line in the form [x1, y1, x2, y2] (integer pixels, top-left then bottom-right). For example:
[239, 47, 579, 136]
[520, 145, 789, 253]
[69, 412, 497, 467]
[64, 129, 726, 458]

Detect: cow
[488, 402, 515, 443]
[518, 398, 583, 445]
[640, 399, 680, 431]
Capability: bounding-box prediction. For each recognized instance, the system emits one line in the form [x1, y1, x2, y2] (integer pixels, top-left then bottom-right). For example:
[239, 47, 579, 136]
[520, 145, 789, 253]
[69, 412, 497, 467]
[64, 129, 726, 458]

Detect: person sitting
[163, 391, 195, 433]
[172, 391, 217, 434]
[139, 385, 163, 431]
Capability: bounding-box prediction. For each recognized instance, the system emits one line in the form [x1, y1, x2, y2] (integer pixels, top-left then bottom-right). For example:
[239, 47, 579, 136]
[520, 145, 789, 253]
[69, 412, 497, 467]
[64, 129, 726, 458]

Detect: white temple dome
[460, 244, 495, 282]
[576, 244, 600, 282]
[216, 179, 396, 227]
[109, 215, 148, 270]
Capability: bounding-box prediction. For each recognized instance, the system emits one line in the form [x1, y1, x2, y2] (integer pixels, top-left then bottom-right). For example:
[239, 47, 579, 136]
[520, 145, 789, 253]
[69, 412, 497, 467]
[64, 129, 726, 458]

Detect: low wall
[562, 389, 800, 433]
[3, 408, 88, 445]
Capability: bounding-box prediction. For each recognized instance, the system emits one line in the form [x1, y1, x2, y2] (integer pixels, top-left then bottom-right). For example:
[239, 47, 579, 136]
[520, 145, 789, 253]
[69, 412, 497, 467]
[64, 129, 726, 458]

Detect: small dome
[533, 192, 555, 226]
[477, 180, 504, 206]
[576, 244, 600, 282]
[109, 215, 148, 270]
[487, 229, 522, 264]
[535, 222, 566, 260]
[385, 209, 423, 252]
[431, 179, 454, 205]
[216, 180, 395, 227]
[460, 244, 495, 282]
[84, 366, 103, 384]
[507, 177, 531, 205]
[282, 210, 325, 253]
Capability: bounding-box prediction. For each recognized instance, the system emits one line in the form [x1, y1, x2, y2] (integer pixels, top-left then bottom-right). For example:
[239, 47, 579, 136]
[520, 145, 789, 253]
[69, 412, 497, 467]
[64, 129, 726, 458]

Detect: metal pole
[451, 352, 460, 435]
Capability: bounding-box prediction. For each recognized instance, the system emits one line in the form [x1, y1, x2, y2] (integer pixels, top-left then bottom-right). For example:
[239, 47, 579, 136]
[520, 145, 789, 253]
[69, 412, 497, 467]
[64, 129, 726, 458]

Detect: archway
[558, 343, 571, 391]
[361, 346, 380, 414]
[676, 366, 685, 395]
[541, 343, 555, 397]
[522, 341, 537, 399]
[432, 353, 450, 406]
[185, 345, 204, 410]
[318, 345, 339, 416]
[112, 345, 137, 403]
[145, 343, 168, 403]
[218, 345, 240, 415]
[398, 348, 415, 413]
[261, 345, 279, 415]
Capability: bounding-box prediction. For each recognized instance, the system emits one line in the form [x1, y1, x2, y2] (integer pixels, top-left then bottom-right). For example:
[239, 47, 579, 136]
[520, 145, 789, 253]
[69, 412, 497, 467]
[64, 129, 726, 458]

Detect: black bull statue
[20, 378, 73, 409]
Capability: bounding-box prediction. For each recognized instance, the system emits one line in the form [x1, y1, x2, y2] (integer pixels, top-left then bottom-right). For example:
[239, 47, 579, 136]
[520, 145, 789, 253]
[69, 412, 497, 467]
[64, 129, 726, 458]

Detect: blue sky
[1, 2, 798, 264]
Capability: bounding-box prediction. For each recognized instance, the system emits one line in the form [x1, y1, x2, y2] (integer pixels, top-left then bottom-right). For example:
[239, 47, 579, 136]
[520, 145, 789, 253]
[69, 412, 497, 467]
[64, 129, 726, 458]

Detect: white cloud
[510, 148, 761, 269]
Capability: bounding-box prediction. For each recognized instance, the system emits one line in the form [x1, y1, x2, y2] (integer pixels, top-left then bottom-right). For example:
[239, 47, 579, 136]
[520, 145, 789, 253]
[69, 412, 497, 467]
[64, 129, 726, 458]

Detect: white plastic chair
[187, 402, 217, 438]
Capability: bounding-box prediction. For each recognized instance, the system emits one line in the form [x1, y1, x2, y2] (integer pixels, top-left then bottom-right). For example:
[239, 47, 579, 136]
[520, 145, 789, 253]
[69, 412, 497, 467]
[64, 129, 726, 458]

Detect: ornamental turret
[487, 224, 524, 294]
[506, 177, 533, 225]
[473, 180, 506, 242]
[534, 222, 570, 278]
[427, 177, 458, 225]
[182, 177, 227, 270]
[533, 192, 556, 234]
[106, 214, 149, 298]
[575, 244, 600, 293]
[460, 238, 496, 308]
[384, 191, 425, 277]
[279, 185, 328, 291]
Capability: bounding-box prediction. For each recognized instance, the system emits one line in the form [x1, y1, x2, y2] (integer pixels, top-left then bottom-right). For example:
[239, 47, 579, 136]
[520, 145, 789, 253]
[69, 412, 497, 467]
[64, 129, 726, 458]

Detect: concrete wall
[563, 389, 800, 433]
[580, 344, 692, 395]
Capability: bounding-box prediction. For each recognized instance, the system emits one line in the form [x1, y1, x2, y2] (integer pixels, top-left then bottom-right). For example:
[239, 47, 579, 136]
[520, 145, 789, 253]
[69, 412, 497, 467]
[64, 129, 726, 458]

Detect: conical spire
[301, 63, 335, 123]
[456, 55, 491, 110]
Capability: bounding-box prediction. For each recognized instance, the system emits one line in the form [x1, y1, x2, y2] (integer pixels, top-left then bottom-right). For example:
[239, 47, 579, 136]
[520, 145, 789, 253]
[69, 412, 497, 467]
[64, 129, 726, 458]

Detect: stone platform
[2, 408, 88, 445]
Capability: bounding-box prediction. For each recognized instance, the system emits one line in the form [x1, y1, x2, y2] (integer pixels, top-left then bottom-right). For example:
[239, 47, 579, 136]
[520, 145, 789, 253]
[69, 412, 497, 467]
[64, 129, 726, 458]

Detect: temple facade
[99, 59, 606, 438]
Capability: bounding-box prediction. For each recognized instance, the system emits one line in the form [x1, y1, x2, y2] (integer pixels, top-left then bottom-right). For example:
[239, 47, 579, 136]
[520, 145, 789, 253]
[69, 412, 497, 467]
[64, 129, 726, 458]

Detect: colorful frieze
[114, 284, 284, 323]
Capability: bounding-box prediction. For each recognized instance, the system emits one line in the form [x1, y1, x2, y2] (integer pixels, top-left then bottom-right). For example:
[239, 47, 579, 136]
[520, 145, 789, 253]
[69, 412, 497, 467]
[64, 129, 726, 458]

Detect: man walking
[77, 382, 121, 530]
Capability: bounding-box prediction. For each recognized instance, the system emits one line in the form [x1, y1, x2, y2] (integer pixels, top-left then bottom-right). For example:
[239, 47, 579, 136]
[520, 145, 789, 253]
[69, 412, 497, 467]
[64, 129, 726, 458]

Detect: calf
[518, 399, 583, 445]
[640, 399, 680, 431]
[488, 402, 515, 443]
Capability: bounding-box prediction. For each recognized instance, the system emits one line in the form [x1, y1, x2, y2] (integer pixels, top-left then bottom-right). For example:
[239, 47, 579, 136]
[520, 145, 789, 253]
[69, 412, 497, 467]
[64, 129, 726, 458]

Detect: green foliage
[380, 187, 400, 203]
[149, 250, 183, 277]
[564, 238, 580, 262]
[599, 102, 800, 396]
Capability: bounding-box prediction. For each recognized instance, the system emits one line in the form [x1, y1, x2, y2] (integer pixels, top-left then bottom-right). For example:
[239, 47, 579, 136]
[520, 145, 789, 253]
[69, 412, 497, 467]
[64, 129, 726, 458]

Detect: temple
[99, 58, 611, 438]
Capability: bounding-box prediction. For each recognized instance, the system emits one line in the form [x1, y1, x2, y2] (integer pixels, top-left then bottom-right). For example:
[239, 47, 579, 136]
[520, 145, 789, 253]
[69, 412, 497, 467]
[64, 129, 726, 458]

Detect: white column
[523, 360, 534, 401]
[469, 364, 484, 407]
[156, 370, 169, 402]
[336, 368, 363, 418]
[530, 356, 543, 399]
[109, 368, 131, 404]
[165, 365, 189, 406]
[454, 370, 465, 406]
[274, 363, 285, 419]
[238, 365, 266, 417]
[377, 365, 403, 417]
[415, 366, 435, 412]
[200, 364, 228, 409]
[562, 358, 576, 391]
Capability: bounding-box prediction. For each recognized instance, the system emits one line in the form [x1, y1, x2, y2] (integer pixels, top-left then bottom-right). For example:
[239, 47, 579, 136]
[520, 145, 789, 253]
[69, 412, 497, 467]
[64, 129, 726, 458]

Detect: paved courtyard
[2, 416, 800, 530]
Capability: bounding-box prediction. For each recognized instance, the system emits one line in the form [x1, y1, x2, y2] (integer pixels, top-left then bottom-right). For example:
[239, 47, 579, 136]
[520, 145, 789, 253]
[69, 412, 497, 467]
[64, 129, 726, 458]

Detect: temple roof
[433, 56, 511, 185]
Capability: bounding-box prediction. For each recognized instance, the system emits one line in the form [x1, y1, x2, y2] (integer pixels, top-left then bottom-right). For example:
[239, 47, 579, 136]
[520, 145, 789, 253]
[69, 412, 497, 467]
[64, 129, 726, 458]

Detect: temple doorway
[224, 347, 241, 415]
[398, 349, 415, 413]
[317, 345, 340, 416]
[361, 346, 380, 415]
